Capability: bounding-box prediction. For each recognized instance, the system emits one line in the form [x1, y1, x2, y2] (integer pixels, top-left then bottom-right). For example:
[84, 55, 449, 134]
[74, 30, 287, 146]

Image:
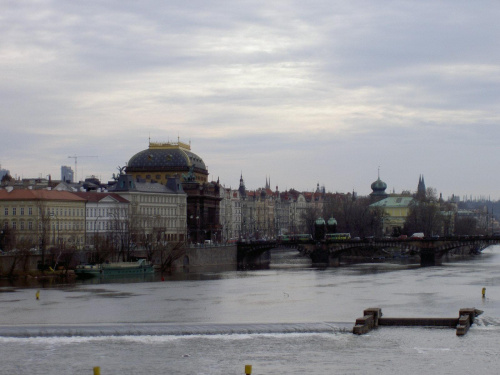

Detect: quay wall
[0, 255, 40, 274]
[0, 245, 238, 275]
[173, 244, 237, 269]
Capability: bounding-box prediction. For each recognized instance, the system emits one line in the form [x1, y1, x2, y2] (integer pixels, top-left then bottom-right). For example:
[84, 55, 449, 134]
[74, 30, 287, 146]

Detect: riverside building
[0, 188, 86, 251]
[125, 139, 221, 244]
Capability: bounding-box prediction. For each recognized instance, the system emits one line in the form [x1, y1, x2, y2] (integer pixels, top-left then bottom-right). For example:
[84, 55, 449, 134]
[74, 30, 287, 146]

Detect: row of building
[0, 139, 492, 254]
[0, 140, 336, 253]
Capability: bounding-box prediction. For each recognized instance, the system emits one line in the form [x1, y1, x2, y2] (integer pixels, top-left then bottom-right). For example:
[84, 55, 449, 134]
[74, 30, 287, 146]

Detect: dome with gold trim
[126, 140, 208, 183]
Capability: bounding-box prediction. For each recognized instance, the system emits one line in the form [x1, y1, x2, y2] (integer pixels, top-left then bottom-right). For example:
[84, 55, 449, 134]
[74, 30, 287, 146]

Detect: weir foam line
[0, 322, 354, 338]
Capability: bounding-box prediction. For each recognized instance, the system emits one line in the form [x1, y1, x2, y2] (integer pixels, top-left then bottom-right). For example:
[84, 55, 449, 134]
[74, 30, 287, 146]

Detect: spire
[417, 174, 426, 197]
[239, 172, 247, 198]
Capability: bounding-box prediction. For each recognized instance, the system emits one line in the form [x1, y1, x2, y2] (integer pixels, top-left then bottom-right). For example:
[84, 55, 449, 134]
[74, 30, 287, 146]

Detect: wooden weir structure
[353, 307, 483, 336]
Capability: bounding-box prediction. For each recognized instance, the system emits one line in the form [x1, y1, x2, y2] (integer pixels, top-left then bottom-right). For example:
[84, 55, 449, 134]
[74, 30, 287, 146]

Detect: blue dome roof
[126, 142, 207, 174]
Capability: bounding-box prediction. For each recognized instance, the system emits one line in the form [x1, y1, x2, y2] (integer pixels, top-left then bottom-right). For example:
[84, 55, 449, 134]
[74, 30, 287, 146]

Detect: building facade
[0, 188, 86, 252]
[72, 192, 130, 251]
[370, 196, 414, 235]
[111, 174, 187, 247]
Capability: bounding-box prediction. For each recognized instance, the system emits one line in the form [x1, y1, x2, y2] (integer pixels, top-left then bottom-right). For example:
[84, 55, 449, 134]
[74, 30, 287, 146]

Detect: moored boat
[75, 259, 155, 278]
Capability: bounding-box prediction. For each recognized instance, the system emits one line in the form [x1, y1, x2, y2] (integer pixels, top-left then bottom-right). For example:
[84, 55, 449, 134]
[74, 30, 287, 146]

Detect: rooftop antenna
[68, 155, 98, 182]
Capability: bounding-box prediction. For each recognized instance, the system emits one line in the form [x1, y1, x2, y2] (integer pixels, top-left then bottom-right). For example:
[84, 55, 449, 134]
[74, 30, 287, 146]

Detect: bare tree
[454, 216, 479, 235]
[323, 195, 386, 237]
[35, 201, 51, 271]
[158, 241, 186, 272]
[404, 200, 443, 236]
[300, 206, 322, 235]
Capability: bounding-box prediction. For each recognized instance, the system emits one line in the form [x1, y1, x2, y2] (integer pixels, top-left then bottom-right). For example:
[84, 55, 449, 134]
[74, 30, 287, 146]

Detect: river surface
[1, 247, 499, 374]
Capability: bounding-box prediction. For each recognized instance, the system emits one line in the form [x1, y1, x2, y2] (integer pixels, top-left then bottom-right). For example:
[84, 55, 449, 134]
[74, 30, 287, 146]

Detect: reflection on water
[0, 247, 494, 288]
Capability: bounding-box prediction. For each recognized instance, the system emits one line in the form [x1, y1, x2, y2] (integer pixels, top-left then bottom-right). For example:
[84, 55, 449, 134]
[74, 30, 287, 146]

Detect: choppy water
[1, 247, 500, 374]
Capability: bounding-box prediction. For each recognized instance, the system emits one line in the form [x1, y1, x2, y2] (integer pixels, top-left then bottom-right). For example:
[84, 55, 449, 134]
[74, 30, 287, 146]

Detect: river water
[1, 247, 499, 374]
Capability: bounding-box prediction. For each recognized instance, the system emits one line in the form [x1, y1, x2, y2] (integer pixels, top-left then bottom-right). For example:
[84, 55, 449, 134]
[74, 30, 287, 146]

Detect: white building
[72, 192, 130, 248]
[111, 174, 187, 246]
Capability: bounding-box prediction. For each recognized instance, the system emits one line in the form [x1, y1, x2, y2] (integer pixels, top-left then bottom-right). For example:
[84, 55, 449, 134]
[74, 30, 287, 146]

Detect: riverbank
[0, 269, 76, 287]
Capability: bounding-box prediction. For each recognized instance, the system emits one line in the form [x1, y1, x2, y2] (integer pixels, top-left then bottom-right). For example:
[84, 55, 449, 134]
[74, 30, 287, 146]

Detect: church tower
[265, 176, 270, 190]
[239, 173, 247, 199]
[417, 175, 426, 198]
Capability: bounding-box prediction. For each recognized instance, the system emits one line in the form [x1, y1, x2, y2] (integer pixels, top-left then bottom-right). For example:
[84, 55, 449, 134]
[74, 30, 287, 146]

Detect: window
[12, 208, 16, 216]
[20, 221, 24, 230]
[28, 221, 33, 230]
[20, 207, 24, 215]
[4, 208, 7, 216]
[28, 207, 32, 216]
[12, 221, 16, 229]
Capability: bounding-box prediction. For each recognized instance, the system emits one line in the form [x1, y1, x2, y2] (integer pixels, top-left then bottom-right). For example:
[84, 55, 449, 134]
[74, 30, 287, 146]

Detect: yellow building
[370, 196, 414, 235]
[0, 189, 86, 251]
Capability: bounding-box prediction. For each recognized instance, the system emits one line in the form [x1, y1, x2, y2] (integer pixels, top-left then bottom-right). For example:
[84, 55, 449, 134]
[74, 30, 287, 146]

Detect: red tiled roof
[72, 192, 129, 203]
[0, 189, 86, 202]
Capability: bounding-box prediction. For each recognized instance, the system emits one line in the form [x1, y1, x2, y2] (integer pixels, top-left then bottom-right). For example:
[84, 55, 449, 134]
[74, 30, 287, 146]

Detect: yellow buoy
[245, 364, 252, 375]
[36, 290, 40, 300]
[482, 287, 486, 298]
[93, 366, 101, 375]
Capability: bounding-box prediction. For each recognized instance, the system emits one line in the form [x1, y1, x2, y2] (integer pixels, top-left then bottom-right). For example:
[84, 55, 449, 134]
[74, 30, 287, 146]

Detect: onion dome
[315, 217, 326, 225]
[370, 175, 388, 197]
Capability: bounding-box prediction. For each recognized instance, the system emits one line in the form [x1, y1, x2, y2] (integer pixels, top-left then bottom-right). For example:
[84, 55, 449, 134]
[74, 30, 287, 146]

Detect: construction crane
[68, 155, 98, 183]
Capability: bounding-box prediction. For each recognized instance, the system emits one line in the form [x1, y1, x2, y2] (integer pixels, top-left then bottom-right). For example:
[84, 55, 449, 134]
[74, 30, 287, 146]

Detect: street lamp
[50, 212, 60, 249]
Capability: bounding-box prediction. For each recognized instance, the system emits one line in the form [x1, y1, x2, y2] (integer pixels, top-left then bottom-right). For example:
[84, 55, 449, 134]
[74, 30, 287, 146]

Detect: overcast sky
[1, 1, 499, 199]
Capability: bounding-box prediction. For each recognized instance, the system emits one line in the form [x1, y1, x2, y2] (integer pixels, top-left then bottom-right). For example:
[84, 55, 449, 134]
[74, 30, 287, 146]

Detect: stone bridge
[237, 241, 274, 269]
[297, 236, 500, 266]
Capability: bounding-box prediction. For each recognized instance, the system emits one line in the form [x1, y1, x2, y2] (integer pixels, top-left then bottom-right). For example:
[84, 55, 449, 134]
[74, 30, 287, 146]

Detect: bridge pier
[420, 248, 442, 266]
[329, 256, 340, 267]
[310, 245, 330, 264]
[237, 242, 274, 269]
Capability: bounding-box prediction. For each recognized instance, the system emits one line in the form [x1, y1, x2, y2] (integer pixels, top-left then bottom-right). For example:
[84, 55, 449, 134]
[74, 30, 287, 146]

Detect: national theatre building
[125, 140, 222, 244]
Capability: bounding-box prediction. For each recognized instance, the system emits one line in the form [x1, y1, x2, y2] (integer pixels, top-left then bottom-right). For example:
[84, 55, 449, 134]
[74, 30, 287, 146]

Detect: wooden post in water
[353, 308, 381, 334]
